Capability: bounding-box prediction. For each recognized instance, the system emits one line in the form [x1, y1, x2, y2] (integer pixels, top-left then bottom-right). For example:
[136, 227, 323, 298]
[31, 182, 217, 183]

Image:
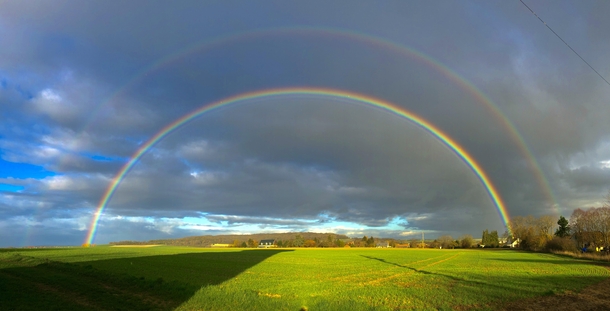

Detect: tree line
[237, 235, 392, 248]
[506, 191, 610, 252]
[110, 232, 349, 247]
[108, 191, 610, 253]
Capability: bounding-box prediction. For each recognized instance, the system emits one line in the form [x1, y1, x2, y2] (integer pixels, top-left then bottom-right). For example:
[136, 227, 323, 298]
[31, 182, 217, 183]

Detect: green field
[1, 246, 608, 310]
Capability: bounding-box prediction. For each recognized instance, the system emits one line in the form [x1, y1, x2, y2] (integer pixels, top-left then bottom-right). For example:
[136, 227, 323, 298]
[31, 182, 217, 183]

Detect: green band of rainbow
[85, 88, 511, 245]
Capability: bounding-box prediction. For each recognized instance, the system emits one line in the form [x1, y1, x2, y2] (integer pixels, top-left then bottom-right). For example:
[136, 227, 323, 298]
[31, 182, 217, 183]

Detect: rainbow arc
[85, 88, 511, 245]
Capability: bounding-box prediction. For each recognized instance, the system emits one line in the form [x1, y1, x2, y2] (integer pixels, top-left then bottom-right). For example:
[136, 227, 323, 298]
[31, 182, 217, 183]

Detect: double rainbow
[85, 87, 511, 245]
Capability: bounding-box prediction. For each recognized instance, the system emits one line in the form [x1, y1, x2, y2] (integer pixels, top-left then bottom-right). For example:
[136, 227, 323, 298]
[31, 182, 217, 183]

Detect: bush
[545, 237, 578, 253]
[459, 235, 474, 248]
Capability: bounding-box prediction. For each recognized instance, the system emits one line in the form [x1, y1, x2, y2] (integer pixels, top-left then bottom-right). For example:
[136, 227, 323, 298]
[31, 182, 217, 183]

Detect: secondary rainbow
[84, 87, 511, 245]
[80, 27, 557, 213]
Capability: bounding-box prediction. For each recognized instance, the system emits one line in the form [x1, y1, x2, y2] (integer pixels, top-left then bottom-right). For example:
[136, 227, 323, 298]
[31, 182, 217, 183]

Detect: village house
[258, 239, 276, 248]
[376, 241, 391, 248]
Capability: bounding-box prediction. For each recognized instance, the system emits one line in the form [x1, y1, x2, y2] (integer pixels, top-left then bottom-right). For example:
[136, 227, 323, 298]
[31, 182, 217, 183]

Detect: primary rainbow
[84, 87, 511, 245]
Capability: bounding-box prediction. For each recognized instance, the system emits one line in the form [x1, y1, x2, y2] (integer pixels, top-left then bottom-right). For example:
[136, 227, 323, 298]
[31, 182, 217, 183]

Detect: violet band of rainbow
[85, 87, 511, 245]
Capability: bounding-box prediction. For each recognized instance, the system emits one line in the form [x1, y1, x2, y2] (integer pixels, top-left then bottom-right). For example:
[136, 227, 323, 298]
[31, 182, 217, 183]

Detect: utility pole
[421, 231, 424, 248]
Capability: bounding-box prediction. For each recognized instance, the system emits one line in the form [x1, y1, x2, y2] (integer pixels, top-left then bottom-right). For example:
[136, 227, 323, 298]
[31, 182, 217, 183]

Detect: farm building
[499, 237, 520, 248]
[507, 238, 520, 248]
[376, 241, 391, 248]
[258, 239, 276, 248]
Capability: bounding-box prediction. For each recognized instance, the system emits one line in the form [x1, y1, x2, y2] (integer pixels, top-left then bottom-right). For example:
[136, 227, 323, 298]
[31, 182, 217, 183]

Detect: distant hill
[110, 232, 350, 247]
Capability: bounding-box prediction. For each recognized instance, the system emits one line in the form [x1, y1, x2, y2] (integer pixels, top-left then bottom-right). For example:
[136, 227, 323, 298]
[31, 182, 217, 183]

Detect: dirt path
[501, 269, 610, 311]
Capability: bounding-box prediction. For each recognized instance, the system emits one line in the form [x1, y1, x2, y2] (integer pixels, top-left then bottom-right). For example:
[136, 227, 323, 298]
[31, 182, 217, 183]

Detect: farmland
[1, 247, 608, 310]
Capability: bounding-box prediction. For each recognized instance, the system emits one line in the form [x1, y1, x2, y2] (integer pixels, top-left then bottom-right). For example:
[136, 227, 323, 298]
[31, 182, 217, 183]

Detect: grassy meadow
[1, 246, 608, 310]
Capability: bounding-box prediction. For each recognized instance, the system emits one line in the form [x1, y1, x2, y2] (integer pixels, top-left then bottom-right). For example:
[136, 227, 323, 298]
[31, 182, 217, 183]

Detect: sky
[1, 1, 610, 247]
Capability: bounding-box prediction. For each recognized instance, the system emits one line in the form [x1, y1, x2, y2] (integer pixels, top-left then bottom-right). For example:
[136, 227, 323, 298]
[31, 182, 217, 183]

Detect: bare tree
[530, 215, 556, 249]
[438, 235, 454, 249]
[537, 215, 555, 238]
[509, 215, 556, 250]
[570, 208, 586, 247]
[597, 206, 610, 247]
[409, 239, 419, 248]
[509, 215, 535, 248]
[570, 207, 608, 248]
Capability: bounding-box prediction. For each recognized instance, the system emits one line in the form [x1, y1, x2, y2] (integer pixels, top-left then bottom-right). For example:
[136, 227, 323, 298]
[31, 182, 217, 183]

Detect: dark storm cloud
[1, 0, 609, 246]
[100, 103, 495, 235]
[562, 166, 610, 193]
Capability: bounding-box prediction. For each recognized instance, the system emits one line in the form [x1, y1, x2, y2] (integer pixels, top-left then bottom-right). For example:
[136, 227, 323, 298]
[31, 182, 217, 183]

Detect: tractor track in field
[418, 253, 461, 270]
[329, 254, 449, 283]
[362, 253, 461, 286]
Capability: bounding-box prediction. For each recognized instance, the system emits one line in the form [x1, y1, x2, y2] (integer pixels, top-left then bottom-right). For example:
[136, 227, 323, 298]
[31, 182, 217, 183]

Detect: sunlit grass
[1, 247, 608, 310]
[176, 249, 610, 310]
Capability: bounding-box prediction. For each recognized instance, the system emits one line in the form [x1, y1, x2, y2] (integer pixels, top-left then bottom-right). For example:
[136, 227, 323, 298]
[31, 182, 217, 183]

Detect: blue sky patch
[0, 183, 24, 192]
[0, 158, 55, 179]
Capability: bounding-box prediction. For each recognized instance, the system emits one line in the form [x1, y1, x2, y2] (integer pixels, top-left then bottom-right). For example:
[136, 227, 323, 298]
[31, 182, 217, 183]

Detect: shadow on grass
[358, 254, 609, 302]
[0, 249, 291, 311]
[361, 255, 434, 275]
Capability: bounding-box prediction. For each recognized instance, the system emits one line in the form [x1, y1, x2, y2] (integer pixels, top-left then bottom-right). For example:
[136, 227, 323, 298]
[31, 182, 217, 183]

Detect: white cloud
[40, 128, 93, 152]
[35, 146, 62, 158]
[179, 224, 226, 231]
[190, 170, 224, 185]
[43, 175, 81, 190]
[405, 213, 432, 222]
[41, 88, 61, 102]
[31, 88, 78, 121]
[149, 219, 184, 234]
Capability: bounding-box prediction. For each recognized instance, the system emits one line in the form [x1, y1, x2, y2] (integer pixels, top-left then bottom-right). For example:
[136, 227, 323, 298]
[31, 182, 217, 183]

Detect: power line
[519, 0, 610, 87]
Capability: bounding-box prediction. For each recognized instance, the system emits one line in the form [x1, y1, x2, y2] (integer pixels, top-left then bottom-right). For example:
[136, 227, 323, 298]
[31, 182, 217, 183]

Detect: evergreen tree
[367, 236, 375, 247]
[482, 230, 489, 246]
[555, 215, 571, 238]
[361, 236, 368, 247]
[294, 234, 304, 247]
[489, 230, 499, 247]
